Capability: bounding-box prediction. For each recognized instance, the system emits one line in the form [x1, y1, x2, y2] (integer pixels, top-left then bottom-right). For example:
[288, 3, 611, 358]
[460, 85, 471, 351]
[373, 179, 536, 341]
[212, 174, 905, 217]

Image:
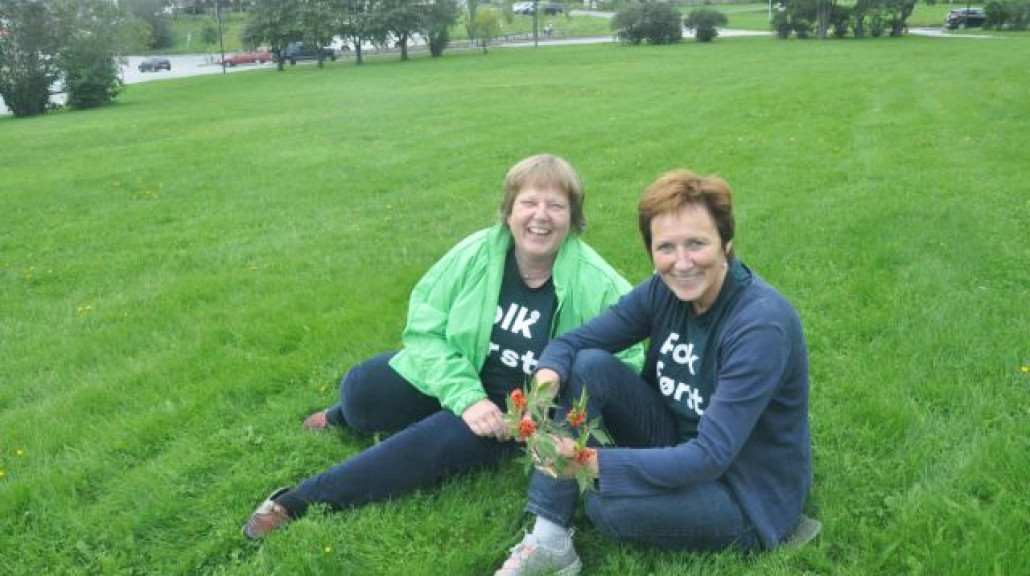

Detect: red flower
[510, 389, 528, 412]
[517, 416, 537, 439]
[572, 446, 596, 464]
[566, 408, 586, 429]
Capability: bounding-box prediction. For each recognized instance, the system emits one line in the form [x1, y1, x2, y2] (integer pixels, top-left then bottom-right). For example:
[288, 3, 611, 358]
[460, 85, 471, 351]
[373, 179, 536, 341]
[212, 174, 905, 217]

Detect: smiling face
[507, 185, 572, 265]
[650, 204, 731, 314]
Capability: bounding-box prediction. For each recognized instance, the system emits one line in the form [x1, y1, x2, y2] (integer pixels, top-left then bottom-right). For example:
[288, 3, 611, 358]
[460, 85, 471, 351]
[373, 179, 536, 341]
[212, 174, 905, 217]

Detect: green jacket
[389, 225, 645, 416]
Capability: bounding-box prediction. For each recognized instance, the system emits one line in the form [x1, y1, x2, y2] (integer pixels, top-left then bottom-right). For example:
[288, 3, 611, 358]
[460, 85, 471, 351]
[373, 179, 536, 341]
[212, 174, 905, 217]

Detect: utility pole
[533, 1, 539, 47]
[216, 0, 226, 74]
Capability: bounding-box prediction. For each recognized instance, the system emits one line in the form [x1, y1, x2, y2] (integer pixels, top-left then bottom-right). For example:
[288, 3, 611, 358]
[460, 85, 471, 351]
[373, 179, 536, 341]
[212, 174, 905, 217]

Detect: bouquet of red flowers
[503, 377, 611, 493]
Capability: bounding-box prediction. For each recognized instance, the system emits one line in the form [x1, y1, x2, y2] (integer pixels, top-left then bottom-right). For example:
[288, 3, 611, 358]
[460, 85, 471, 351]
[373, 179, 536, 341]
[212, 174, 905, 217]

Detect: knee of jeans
[584, 493, 623, 542]
[568, 349, 619, 398]
[339, 370, 375, 433]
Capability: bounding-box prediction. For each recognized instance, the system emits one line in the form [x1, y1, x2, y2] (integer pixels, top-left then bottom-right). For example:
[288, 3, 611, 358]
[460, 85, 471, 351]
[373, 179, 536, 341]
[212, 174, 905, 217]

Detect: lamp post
[533, 1, 539, 48]
[215, 0, 226, 74]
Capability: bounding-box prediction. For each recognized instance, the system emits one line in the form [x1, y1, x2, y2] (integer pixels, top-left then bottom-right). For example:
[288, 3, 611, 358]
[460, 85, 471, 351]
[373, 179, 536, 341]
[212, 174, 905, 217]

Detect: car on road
[541, 2, 565, 15]
[944, 8, 986, 29]
[221, 50, 272, 67]
[513, 2, 564, 15]
[282, 42, 338, 65]
[138, 57, 171, 72]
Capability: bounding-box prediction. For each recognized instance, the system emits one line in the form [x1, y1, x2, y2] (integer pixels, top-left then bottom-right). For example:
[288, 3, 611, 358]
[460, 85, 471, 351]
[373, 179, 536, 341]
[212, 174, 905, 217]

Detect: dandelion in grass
[1021, 365, 1029, 374]
[0, 470, 6, 479]
[503, 378, 611, 493]
[323, 545, 333, 554]
[15, 449, 25, 457]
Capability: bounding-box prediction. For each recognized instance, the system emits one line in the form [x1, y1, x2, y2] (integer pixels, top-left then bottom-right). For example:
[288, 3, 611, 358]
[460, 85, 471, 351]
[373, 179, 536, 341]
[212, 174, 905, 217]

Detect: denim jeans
[525, 349, 759, 552]
[280, 352, 520, 516]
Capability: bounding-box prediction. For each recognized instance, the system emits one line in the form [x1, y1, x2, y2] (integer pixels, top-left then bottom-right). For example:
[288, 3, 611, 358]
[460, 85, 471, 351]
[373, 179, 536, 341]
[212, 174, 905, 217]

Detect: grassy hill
[1, 32, 1027, 575]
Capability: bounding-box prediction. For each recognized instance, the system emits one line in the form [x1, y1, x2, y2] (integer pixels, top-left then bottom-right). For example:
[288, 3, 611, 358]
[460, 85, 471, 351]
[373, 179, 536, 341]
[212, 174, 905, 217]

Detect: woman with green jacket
[244, 154, 644, 539]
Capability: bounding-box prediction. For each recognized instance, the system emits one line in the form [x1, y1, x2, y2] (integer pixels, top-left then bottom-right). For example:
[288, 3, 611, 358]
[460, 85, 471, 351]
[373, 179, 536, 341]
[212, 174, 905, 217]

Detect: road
[1, 54, 271, 115]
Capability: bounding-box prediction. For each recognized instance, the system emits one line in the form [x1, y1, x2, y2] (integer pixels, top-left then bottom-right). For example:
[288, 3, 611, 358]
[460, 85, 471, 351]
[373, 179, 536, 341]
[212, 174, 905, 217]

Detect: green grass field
[2, 32, 1028, 575]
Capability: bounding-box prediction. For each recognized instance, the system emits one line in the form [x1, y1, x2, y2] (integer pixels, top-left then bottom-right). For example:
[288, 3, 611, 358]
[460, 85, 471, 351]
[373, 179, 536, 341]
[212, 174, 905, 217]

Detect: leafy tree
[881, 0, 915, 36]
[815, 0, 836, 38]
[0, 0, 66, 117]
[611, 2, 683, 45]
[61, 0, 124, 110]
[244, 0, 302, 71]
[1, 0, 125, 116]
[423, 0, 459, 57]
[851, 0, 876, 37]
[381, 0, 423, 61]
[683, 8, 728, 43]
[202, 24, 219, 47]
[339, 0, 387, 65]
[471, 5, 501, 53]
[465, 0, 479, 41]
[985, 0, 1030, 29]
[121, 0, 174, 49]
[829, 4, 851, 37]
[776, 0, 929, 38]
[298, 0, 339, 67]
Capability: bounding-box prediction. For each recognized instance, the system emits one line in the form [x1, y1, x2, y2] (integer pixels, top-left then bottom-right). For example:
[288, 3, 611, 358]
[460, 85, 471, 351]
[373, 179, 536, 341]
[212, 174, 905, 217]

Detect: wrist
[588, 449, 600, 476]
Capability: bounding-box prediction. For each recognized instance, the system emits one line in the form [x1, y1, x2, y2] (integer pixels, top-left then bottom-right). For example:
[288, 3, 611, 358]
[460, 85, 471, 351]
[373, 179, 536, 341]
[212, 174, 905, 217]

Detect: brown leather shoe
[302, 410, 329, 431]
[243, 487, 292, 539]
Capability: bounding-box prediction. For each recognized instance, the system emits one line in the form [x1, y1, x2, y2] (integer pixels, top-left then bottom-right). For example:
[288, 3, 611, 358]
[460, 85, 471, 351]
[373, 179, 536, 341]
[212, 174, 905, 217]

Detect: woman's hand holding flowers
[504, 376, 609, 492]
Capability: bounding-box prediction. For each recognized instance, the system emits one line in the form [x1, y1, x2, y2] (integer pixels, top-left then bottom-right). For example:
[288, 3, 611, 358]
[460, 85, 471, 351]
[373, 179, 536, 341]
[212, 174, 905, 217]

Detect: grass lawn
[1, 32, 1028, 575]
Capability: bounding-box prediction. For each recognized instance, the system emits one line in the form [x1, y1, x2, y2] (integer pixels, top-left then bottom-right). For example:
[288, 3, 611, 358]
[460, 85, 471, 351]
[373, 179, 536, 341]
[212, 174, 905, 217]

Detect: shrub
[61, 34, 122, 110]
[852, 8, 868, 38]
[425, 0, 459, 58]
[772, 10, 793, 38]
[684, 8, 728, 43]
[830, 5, 851, 38]
[202, 25, 219, 46]
[471, 6, 501, 53]
[1008, 0, 1030, 29]
[611, 2, 683, 45]
[794, 18, 813, 38]
[870, 12, 885, 37]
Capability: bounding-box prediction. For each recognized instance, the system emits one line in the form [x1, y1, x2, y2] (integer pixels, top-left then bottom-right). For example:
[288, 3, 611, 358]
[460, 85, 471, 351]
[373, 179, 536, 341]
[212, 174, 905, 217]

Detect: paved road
[1, 54, 270, 115]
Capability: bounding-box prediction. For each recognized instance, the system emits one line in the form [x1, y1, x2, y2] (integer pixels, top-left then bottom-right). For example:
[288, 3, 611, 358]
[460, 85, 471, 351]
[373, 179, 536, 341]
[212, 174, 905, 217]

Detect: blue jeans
[526, 349, 759, 552]
[279, 352, 520, 516]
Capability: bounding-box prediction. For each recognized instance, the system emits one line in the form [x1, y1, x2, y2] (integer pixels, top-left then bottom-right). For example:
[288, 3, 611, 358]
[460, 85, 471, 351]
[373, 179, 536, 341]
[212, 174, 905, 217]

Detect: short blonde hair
[499, 154, 586, 234]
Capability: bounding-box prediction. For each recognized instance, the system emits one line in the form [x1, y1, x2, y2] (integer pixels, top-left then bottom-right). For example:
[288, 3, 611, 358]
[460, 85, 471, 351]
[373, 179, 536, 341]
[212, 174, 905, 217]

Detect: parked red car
[221, 50, 271, 67]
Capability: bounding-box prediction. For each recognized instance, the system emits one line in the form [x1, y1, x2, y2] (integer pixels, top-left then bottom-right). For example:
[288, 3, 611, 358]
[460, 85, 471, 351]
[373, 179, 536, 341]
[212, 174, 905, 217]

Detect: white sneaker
[495, 533, 582, 576]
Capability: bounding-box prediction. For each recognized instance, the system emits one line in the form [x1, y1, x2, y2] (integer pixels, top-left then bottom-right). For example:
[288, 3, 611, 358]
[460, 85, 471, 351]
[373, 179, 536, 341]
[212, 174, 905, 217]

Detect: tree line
[243, 0, 460, 70]
[1, 0, 126, 116]
[0, 0, 465, 118]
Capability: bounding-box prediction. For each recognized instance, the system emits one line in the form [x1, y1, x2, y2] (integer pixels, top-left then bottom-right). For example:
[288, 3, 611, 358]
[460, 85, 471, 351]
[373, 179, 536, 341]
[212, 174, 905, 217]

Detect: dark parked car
[282, 42, 337, 65]
[944, 8, 986, 29]
[138, 57, 171, 72]
[513, 1, 564, 15]
[542, 2, 565, 15]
